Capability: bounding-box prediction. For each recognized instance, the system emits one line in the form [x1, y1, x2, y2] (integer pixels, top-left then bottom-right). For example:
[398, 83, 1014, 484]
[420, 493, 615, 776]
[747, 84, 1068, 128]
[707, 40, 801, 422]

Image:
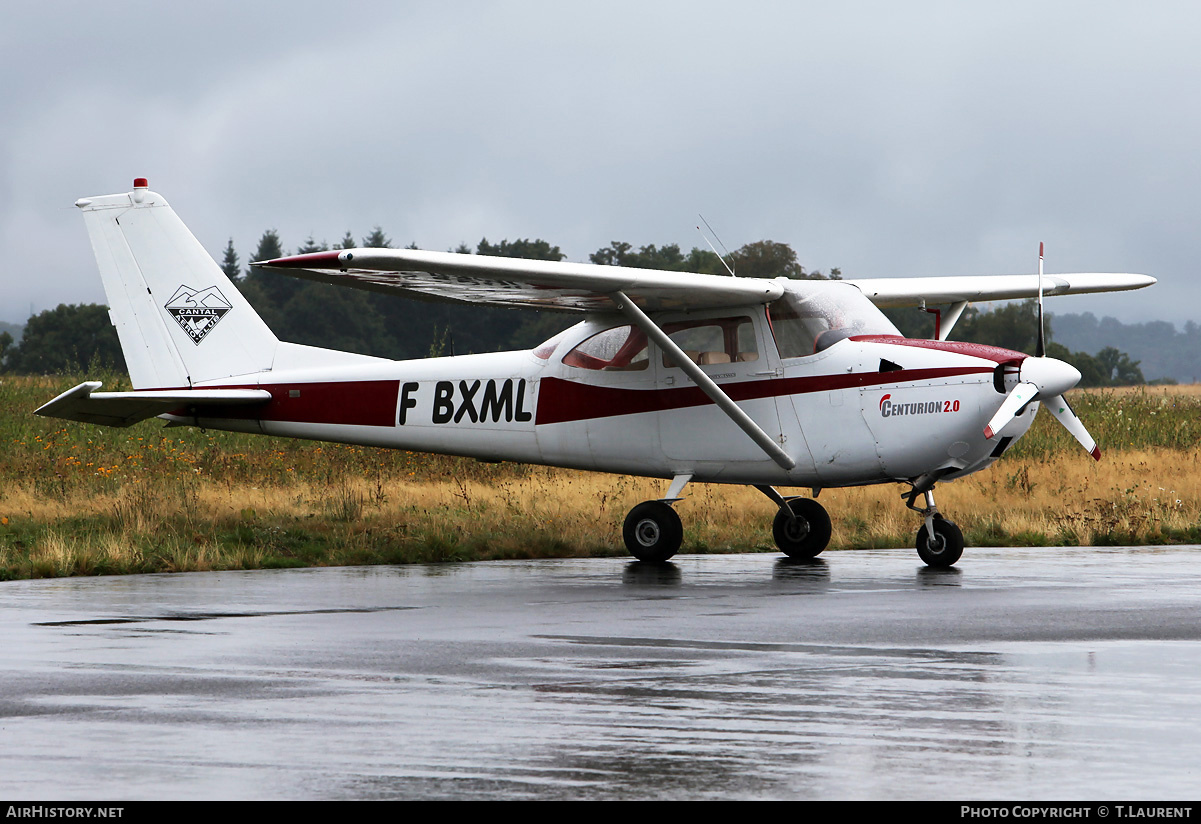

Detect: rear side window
[562, 325, 649, 371]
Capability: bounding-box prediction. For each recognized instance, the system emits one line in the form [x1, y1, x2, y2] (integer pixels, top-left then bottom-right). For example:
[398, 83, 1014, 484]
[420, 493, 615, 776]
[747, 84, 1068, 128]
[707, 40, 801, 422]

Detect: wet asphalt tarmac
[3, 546, 1201, 800]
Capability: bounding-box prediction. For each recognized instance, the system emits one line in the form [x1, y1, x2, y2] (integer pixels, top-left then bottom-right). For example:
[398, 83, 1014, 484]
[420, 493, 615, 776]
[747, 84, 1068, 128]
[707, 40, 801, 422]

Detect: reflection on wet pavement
[2, 548, 1200, 799]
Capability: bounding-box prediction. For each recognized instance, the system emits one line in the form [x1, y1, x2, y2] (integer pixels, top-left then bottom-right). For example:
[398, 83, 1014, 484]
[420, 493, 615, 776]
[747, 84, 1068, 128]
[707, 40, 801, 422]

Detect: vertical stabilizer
[76, 180, 278, 388]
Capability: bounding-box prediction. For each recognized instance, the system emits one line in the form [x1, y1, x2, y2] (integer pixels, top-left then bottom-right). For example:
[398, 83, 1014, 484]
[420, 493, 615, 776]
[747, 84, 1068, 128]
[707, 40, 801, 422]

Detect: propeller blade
[984, 381, 1040, 439]
[1043, 393, 1101, 460]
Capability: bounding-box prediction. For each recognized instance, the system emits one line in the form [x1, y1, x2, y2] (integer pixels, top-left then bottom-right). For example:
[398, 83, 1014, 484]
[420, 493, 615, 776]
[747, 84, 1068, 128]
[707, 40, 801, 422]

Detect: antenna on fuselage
[697, 214, 736, 277]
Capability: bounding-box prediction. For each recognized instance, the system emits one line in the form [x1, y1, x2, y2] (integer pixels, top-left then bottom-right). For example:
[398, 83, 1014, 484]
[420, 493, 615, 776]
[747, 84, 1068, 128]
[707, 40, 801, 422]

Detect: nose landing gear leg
[905, 486, 964, 567]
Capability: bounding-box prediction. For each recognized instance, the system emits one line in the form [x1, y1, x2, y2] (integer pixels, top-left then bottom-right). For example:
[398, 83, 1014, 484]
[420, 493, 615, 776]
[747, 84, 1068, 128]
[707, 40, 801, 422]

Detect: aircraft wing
[256, 249, 1154, 312]
[846, 273, 1157, 308]
[36, 381, 272, 428]
[254, 249, 784, 313]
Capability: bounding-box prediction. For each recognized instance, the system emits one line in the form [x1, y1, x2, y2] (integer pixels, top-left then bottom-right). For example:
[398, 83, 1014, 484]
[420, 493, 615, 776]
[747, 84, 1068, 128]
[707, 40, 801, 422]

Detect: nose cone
[1019, 357, 1081, 397]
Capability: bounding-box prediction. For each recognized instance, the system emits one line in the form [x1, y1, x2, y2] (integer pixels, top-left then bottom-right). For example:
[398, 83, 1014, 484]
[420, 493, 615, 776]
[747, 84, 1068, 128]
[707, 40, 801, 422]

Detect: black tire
[623, 501, 683, 563]
[916, 517, 964, 567]
[772, 498, 832, 559]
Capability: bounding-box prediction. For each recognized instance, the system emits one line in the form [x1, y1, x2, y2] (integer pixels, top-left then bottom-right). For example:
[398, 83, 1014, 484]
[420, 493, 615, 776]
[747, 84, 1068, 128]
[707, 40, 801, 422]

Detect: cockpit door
[654, 312, 788, 466]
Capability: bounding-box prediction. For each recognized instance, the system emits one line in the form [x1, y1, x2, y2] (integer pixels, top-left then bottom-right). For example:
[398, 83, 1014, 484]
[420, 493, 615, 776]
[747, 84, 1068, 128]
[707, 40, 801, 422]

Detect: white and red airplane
[38, 180, 1155, 566]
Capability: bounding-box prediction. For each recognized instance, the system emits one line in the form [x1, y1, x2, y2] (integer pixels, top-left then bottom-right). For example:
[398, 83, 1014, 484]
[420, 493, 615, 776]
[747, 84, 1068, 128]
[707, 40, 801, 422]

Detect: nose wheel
[906, 487, 964, 567]
[916, 515, 964, 567]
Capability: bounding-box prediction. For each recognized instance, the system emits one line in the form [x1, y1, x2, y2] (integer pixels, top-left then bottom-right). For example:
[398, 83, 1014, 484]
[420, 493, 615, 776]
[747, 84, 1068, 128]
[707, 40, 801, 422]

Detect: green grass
[1008, 385, 1201, 458]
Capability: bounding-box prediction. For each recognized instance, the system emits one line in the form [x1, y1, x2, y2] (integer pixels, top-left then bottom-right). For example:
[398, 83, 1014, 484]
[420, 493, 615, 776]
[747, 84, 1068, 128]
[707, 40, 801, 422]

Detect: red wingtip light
[134, 178, 149, 189]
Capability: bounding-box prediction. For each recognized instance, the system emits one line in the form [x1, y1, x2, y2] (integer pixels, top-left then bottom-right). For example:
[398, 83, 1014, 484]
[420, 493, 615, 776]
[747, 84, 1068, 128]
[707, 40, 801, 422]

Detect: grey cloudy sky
[2, 1, 1197, 328]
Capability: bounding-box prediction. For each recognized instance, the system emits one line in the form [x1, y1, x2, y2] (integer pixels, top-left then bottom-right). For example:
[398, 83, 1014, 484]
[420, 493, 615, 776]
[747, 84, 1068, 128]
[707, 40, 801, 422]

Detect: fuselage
[172, 280, 1038, 489]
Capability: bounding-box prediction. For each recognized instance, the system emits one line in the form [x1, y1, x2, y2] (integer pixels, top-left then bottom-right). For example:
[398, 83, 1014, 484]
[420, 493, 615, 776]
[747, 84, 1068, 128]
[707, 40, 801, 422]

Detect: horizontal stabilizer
[35, 381, 271, 428]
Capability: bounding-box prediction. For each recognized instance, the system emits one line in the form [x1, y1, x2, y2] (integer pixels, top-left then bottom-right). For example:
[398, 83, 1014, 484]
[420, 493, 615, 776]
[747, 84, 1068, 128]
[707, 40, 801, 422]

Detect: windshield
[767, 280, 900, 359]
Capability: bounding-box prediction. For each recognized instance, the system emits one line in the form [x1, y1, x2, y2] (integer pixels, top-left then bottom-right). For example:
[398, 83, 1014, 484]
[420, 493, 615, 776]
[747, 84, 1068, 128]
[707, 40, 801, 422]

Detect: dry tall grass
[3, 375, 1201, 578]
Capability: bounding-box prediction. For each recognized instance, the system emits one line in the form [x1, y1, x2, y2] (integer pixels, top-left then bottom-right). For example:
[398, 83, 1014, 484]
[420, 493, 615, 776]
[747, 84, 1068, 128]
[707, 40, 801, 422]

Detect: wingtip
[1091, 445, 1102, 461]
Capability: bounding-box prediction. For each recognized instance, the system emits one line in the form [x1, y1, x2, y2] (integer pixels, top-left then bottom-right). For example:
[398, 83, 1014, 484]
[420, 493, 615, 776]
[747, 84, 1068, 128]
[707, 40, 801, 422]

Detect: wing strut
[939, 301, 969, 340]
[609, 291, 796, 471]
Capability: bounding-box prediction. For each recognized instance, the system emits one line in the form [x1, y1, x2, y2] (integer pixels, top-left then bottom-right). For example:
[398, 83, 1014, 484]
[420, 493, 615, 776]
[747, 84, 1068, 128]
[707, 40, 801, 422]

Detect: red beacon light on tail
[132, 177, 149, 203]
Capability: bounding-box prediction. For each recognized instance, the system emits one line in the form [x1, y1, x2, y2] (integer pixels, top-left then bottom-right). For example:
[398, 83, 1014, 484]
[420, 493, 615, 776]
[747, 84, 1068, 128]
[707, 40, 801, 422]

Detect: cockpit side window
[562, 325, 649, 371]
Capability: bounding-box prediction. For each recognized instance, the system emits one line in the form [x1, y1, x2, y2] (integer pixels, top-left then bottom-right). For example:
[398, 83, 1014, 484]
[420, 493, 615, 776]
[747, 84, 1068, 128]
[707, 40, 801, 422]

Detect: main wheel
[772, 498, 832, 559]
[623, 501, 683, 563]
[916, 517, 964, 567]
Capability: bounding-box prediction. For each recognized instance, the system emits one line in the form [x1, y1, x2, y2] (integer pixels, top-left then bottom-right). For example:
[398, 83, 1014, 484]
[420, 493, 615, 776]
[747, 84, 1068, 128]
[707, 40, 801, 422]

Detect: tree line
[228, 231, 840, 362]
[1, 230, 1144, 386]
[1052, 312, 1195, 385]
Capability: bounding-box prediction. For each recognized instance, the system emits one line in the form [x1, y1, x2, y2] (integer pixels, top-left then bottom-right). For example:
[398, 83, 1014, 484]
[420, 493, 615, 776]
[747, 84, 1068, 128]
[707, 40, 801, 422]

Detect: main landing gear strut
[620, 476, 834, 563]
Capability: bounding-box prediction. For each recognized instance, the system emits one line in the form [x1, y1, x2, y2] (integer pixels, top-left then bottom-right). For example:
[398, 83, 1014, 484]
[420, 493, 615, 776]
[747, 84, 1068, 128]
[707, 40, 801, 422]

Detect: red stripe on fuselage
[169, 380, 400, 427]
[535, 366, 991, 426]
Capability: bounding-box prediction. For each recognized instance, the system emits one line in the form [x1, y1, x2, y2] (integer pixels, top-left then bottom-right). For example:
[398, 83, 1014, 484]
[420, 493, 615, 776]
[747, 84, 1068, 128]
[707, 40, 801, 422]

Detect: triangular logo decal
[165, 285, 232, 345]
